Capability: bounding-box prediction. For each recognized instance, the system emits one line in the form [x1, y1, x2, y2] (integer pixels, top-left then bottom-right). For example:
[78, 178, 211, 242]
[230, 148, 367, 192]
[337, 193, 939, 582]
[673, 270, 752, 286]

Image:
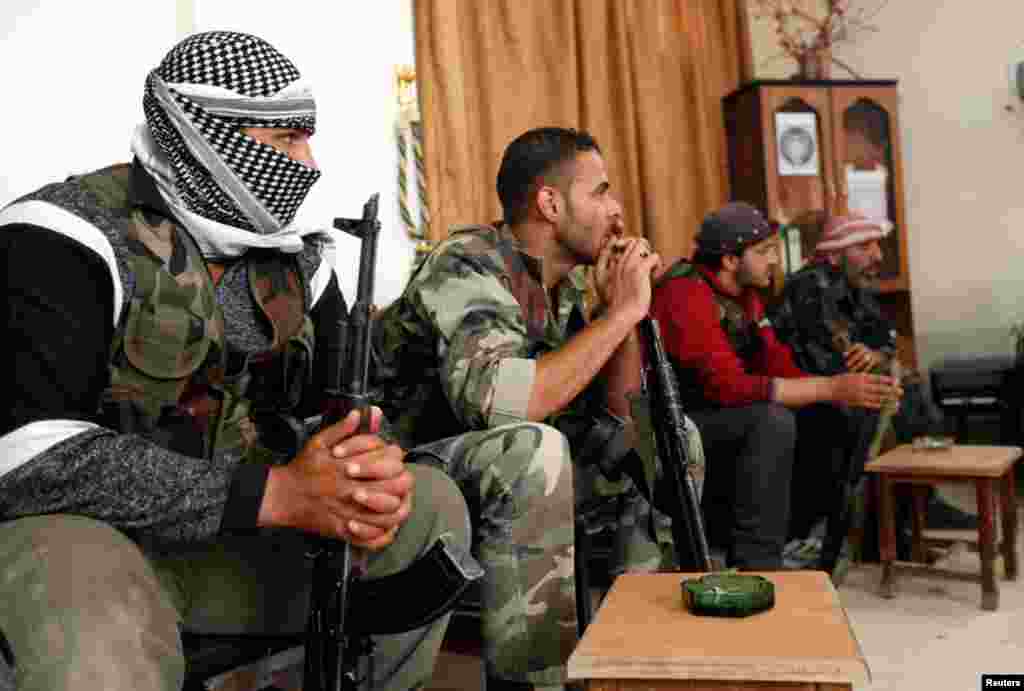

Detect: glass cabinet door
[830, 87, 909, 291]
[760, 87, 836, 270]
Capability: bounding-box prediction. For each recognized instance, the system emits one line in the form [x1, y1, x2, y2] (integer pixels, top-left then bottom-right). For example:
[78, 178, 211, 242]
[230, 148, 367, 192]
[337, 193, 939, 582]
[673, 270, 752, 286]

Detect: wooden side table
[864, 444, 1020, 611]
[567, 571, 869, 690]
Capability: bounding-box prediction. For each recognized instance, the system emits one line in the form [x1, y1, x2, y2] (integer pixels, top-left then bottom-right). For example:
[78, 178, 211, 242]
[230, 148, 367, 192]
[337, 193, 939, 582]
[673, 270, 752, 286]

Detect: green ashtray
[681, 573, 775, 618]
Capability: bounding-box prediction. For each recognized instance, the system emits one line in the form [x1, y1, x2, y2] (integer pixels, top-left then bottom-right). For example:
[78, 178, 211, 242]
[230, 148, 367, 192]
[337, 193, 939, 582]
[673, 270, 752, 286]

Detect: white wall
[0, 0, 179, 203]
[750, 3, 1024, 370]
[191, 0, 419, 307]
[829, 2, 1024, 369]
[1, 0, 419, 307]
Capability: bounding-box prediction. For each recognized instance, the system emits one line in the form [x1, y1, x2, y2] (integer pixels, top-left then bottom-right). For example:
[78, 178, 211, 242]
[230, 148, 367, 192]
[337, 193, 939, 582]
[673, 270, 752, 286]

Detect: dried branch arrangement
[750, 0, 888, 78]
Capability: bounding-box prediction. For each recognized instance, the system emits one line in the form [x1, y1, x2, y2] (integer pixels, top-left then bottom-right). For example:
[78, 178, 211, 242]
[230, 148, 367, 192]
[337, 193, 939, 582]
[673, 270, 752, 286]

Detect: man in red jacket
[650, 202, 902, 569]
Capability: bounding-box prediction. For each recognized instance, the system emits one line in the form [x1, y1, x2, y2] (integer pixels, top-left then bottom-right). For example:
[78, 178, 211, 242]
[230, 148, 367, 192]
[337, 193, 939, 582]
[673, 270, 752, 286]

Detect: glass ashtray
[912, 435, 955, 451]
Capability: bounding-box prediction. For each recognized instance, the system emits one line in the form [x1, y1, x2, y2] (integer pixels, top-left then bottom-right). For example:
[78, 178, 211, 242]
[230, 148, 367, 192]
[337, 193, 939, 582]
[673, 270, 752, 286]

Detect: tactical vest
[658, 260, 764, 409]
[660, 260, 763, 360]
[28, 164, 313, 460]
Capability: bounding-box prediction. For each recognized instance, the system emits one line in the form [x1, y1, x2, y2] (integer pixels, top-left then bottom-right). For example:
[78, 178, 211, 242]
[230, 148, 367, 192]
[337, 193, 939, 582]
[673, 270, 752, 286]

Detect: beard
[558, 208, 604, 266]
[737, 259, 772, 291]
[845, 258, 882, 292]
[562, 227, 598, 265]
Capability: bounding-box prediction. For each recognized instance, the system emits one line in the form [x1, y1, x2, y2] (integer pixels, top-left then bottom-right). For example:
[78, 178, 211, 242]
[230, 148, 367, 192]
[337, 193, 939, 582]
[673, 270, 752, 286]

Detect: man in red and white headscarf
[771, 212, 977, 563]
[773, 212, 896, 383]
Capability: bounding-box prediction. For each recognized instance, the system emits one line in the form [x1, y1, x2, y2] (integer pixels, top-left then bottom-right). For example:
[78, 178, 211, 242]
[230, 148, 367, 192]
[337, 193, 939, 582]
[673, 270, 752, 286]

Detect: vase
[793, 50, 832, 80]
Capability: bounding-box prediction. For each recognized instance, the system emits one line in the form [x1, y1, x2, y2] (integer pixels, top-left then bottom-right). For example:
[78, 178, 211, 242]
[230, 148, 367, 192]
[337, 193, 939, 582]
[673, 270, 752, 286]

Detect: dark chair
[182, 632, 303, 690]
[929, 354, 1019, 444]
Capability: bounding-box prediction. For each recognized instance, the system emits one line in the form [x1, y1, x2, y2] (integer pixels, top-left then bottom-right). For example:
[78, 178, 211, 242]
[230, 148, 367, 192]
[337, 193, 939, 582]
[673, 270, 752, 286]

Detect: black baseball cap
[695, 202, 776, 255]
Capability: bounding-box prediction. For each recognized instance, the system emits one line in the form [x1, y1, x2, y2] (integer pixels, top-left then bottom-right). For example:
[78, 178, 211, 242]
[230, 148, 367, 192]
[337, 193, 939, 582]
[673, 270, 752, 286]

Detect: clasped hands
[261, 407, 413, 551]
[594, 232, 663, 321]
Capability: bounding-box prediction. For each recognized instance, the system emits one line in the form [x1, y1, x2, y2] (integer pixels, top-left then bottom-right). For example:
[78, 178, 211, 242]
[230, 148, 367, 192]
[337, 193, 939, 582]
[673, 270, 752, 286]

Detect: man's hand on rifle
[843, 343, 881, 373]
[259, 407, 414, 551]
[829, 372, 903, 410]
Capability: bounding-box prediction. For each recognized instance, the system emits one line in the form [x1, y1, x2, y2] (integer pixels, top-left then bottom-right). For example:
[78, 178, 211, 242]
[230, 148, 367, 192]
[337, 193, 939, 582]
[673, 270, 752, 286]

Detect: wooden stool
[568, 571, 869, 690]
[864, 444, 1021, 610]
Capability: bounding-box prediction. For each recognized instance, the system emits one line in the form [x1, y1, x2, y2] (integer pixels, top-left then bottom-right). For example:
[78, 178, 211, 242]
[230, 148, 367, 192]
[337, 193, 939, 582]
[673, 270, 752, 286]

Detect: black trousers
[689, 402, 871, 570]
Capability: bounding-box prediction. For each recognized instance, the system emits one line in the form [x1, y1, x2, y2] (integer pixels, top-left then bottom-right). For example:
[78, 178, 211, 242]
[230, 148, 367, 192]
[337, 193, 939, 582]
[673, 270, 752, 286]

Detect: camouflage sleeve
[411, 239, 535, 430]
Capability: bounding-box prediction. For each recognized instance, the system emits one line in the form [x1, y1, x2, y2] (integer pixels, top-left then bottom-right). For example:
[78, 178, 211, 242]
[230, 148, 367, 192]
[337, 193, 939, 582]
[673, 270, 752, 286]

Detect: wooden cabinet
[723, 79, 917, 369]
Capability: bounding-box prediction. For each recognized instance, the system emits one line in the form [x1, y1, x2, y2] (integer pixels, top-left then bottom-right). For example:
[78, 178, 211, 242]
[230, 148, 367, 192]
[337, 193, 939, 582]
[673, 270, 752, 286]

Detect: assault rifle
[638, 317, 712, 571]
[818, 322, 899, 576]
[304, 194, 481, 691]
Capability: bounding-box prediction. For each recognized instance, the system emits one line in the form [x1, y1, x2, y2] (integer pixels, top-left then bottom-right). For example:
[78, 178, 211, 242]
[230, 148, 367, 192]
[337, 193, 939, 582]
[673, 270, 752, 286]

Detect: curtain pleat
[415, 0, 752, 265]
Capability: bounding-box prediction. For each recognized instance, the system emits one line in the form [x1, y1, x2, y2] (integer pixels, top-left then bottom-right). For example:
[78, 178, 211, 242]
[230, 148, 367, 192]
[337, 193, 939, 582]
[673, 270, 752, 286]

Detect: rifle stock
[639, 317, 713, 572]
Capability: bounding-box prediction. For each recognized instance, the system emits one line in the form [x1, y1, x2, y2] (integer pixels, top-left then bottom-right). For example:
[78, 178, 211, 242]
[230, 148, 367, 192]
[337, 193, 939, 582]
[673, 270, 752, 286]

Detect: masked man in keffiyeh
[0, 31, 488, 691]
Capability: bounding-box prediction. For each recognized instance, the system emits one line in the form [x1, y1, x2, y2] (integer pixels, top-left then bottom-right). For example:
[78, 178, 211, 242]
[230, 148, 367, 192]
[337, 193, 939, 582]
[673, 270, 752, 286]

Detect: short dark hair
[496, 127, 601, 225]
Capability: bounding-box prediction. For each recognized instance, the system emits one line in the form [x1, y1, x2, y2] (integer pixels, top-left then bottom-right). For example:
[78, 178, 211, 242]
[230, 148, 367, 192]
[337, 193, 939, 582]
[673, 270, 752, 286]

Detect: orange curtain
[415, 0, 752, 265]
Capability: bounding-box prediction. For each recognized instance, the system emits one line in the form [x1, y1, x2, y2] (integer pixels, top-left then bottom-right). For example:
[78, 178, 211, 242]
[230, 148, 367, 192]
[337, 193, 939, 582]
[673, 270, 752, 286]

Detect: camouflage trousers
[575, 409, 708, 576]
[411, 422, 576, 690]
[0, 464, 470, 691]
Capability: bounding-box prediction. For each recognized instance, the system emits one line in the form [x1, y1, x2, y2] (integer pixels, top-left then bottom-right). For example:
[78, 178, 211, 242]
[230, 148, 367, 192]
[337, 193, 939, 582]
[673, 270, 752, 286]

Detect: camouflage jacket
[77, 164, 316, 459]
[769, 261, 897, 376]
[375, 224, 705, 557]
[374, 222, 591, 448]
[0, 161, 330, 541]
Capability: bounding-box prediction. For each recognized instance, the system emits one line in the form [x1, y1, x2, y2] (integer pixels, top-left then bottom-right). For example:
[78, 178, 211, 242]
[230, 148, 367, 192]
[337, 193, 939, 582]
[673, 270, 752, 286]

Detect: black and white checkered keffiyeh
[139, 31, 321, 245]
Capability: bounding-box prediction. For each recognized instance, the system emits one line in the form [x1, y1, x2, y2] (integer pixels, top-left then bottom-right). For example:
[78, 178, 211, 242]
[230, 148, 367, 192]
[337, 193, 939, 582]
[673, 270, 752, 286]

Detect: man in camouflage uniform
[0, 32, 478, 691]
[375, 127, 700, 690]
